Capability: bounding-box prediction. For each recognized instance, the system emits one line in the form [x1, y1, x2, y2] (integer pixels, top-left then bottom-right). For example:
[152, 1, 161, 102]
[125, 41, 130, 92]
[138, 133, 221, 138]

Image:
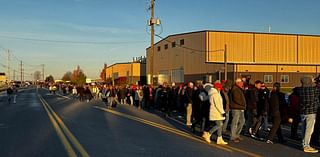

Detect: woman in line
[202, 82, 228, 145]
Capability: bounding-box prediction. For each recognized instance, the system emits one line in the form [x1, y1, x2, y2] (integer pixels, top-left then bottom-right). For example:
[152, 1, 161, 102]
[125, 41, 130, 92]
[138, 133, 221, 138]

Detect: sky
[0, 0, 319, 80]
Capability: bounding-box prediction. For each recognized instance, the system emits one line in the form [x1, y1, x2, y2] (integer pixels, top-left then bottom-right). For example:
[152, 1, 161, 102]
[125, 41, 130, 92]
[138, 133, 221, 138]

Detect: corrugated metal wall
[207, 32, 254, 63]
[298, 36, 320, 64]
[207, 31, 320, 65]
[255, 34, 297, 64]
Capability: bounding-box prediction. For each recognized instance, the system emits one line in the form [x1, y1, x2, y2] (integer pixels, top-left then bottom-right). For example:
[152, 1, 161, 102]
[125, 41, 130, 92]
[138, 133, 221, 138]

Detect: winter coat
[230, 85, 246, 110]
[208, 88, 225, 121]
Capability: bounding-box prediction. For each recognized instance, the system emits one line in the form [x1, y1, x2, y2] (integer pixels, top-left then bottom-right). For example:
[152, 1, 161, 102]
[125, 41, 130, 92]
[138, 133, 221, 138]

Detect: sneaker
[304, 147, 318, 153]
[202, 132, 211, 143]
[266, 140, 273, 144]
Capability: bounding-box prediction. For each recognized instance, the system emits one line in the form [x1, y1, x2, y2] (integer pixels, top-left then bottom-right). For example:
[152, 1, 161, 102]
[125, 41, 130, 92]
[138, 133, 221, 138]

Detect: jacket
[230, 85, 246, 110]
[208, 88, 225, 121]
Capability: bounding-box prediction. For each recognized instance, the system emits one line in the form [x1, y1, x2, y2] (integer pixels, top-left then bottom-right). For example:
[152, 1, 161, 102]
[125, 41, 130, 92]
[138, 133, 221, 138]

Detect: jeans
[267, 115, 283, 141]
[222, 111, 230, 132]
[246, 109, 258, 133]
[209, 120, 223, 137]
[186, 103, 193, 125]
[301, 114, 316, 148]
[231, 110, 246, 140]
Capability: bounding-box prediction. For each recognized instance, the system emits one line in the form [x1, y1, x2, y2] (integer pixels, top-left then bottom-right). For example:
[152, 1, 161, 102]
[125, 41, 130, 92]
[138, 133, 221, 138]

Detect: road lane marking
[93, 106, 234, 152]
[56, 94, 71, 99]
[39, 95, 90, 157]
[93, 106, 263, 157]
[39, 96, 77, 157]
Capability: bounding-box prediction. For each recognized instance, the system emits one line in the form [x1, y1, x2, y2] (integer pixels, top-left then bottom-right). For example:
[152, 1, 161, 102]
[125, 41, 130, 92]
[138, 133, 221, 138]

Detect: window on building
[172, 42, 176, 48]
[180, 39, 185, 45]
[164, 44, 168, 50]
[157, 46, 161, 51]
[172, 69, 184, 83]
[280, 75, 289, 83]
[264, 75, 273, 83]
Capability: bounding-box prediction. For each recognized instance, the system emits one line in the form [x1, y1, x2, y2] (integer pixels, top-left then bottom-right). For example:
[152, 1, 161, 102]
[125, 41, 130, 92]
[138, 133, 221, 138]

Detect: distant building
[146, 30, 320, 87]
[106, 57, 146, 85]
[0, 72, 6, 83]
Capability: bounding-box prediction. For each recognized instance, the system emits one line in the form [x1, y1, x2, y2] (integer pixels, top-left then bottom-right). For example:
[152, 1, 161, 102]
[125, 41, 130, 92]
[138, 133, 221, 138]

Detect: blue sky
[0, 0, 319, 79]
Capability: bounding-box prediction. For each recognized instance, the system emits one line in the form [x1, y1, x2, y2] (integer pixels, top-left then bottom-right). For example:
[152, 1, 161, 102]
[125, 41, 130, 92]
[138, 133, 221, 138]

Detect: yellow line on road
[39, 96, 77, 157]
[93, 106, 235, 152]
[94, 106, 263, 157]
[39, 95, 90, 157]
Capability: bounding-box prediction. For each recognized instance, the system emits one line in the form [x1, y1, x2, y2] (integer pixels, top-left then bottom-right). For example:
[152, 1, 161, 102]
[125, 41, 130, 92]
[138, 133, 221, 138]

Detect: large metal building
[106, 57, 146, 85]
[146, 30, 320, 87]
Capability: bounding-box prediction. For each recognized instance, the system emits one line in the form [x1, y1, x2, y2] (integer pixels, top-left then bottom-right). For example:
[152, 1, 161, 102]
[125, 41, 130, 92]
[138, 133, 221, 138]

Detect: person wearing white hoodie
[202, 82, 228, 145]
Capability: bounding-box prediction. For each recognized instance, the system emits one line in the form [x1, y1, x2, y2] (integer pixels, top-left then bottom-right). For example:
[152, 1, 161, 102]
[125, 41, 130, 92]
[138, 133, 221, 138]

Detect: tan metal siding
[298, 36, 320, 64]
[237, 65, 277, 72]
[207, 32, 254, 63]
[255, 34, 297, 64]
[278, 65, 316, 73]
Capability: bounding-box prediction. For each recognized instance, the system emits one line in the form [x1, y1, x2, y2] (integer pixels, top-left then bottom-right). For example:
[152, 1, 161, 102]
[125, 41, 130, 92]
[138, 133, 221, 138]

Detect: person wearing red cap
[202, 81, 228, 145]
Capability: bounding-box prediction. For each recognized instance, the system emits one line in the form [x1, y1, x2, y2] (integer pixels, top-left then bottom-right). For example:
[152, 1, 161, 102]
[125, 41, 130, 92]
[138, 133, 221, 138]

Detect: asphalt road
[0, 87, 319, 157]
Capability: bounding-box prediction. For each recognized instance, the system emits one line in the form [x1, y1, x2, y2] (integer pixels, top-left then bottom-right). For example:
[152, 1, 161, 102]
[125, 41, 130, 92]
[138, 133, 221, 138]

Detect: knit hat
[214, 82, 223, 90]
[204, 83, 213, 92]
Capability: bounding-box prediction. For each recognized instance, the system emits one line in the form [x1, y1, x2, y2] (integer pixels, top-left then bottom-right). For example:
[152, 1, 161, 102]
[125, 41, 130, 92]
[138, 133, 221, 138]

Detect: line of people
[45, 75, 320, 154]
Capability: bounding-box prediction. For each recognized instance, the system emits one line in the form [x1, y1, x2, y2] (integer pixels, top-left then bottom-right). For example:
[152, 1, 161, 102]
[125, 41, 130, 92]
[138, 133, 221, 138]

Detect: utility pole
[42, 64, 45, 81]
[147, 0, 160, 85]
[13, 69, 16, 81]
[20, 61, 23, 83]
[7, 50, 10, 82]
[149, 0, 155, 85]
[224, 44, 228, 81]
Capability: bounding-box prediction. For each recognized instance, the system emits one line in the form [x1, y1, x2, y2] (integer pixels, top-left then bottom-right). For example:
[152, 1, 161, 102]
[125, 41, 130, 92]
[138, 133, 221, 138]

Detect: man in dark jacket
[7, 86, 14, 104]
[266, 82, 285, 144]
[230, 79, 247, 143]
[245, 80, 262, 137]
[296, 76, 320, 153]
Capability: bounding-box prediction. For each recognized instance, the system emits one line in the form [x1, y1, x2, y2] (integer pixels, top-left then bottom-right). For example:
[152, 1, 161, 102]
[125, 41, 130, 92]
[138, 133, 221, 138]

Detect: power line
[0, 35, 148, 45]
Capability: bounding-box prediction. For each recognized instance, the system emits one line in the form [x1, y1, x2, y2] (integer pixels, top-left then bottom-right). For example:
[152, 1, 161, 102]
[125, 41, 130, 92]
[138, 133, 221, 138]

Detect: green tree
[45, 75, 55, 83]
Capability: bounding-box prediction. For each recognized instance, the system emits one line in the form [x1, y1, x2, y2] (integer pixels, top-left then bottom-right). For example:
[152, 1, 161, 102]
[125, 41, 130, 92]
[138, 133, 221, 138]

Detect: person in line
[6, 85, 13, 104]
[202, 82, 228, 145]
[230, 79, 247, 143]
[251, 82, 270, 138]
[119, 86, 127, 105]
[246, 80, 262, 138]
[84, 86, 93, 102]
[72, 86, 78, 99]
[12, 85, 18, 104]
[135, 86, 144, 109]
[266, 82, 285, 144]
[221, 82, 231, 134]
[191, 82, 203, 133]
[296, 76, 320, 153]
[199, 83, 211, 134]
[101, 85, 109, 107]
[185, 82, 194, 126]
[289, 87, 301, 140]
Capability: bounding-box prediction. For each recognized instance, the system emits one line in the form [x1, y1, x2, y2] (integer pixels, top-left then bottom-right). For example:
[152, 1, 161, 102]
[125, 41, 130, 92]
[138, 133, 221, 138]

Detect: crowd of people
[46, 74, 320, 154]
